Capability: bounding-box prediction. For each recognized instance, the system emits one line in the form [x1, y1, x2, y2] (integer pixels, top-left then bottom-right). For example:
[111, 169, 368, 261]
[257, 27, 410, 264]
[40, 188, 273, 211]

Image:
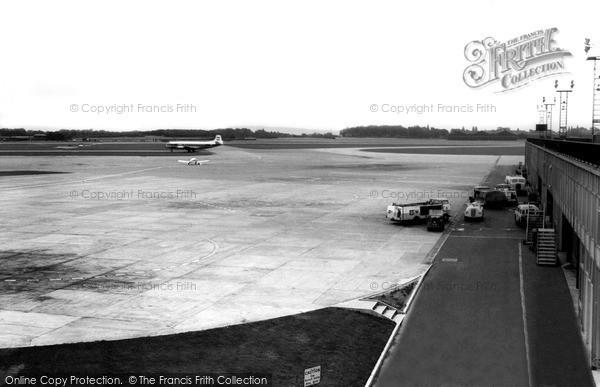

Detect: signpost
[304, 365, 321, 386]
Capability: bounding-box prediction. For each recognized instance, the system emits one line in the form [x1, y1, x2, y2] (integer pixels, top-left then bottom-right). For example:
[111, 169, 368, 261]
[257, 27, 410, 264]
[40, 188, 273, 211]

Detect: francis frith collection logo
[463, 28, 572, 92]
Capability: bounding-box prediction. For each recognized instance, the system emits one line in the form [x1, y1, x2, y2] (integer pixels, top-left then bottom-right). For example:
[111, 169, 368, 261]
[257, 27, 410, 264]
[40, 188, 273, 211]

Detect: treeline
[0, 128, 41, 136]
[299, 132, 335, 139]
[340, 125, 449, 138]
[0, 128, 292, 141]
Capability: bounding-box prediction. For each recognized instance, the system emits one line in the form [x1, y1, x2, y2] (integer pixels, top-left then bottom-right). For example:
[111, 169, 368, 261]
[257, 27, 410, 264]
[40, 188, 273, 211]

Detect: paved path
[374, 165, 594, 386]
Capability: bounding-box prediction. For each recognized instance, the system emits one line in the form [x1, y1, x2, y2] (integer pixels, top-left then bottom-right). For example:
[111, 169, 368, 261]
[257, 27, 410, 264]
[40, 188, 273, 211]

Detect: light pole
[537, 103, 547, 138]
[584, 38, 600, 143]
[555, 79, 574, 140]
[543, 96, 555, 139]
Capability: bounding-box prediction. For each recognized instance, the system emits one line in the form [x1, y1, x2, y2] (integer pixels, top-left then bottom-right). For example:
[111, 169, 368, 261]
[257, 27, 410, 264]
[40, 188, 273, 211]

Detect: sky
[0, 0, 599, 133]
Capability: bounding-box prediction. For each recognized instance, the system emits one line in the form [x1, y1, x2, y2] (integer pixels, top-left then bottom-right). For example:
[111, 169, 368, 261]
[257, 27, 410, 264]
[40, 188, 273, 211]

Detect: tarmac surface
[373, 165, 594, 386]
[0, 142, 521, 348]
[0, 138, 526, 154]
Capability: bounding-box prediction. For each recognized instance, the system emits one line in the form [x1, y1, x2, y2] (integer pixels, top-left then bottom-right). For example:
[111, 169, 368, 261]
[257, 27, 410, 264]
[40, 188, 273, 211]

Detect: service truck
[494, 184, 517, 201]
[386, 201, 443, 223]
[470, 186, 490, 204]
[505, 175, 527, 192]
[429, 198, 451, 220]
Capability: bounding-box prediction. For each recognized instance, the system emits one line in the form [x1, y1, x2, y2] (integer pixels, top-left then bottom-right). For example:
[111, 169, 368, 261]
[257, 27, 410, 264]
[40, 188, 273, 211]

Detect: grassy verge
[0, 307, 394, 386]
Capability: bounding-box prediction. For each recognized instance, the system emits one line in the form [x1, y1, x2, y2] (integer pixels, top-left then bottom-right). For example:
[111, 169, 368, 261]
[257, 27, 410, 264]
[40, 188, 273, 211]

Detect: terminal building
[525, 138, 600, 369]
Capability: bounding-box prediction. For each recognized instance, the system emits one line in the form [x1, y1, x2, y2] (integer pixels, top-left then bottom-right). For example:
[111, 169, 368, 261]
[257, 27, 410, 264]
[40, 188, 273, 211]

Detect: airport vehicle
[386, 201, 443, 223]
[426, 209, 446, 231]
[464, 202, 484, 221]
[178, 158, 209, 165]
[514, 204, 540, 227]
[470, 186, 490, 204]
[494, 184, 517, 201]
[516, 162, 528, 178]
[470, 184, 513, 208]
[484, 190, 509, 209]
[55, 144, 85, 149]
[429, 198, 451, 220]
[505, 175, 527, 192]
[166, 135, 223, 152]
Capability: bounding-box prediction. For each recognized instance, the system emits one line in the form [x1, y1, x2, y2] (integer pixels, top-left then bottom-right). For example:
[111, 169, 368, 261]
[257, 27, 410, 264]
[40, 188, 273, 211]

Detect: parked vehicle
[514, 204, 540, 227]
[484, 190, 509, 209]
[505, 175, 527, 192]
[494, 184, 517, 201]
[464, 202, 484, 221]
[429, 198, 451, 220]
[427, 209, 446, 231]
[470, 186, 490, 204]
[386, 201, 443, 223]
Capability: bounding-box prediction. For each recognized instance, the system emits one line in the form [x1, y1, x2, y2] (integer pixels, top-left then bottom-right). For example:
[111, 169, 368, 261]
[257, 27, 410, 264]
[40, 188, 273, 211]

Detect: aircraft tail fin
[215, 135, 223, 143]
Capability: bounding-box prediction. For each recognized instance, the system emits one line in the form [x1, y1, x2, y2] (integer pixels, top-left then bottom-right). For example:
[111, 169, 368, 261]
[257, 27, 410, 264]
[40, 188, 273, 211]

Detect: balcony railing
[527, 138, 600, 166]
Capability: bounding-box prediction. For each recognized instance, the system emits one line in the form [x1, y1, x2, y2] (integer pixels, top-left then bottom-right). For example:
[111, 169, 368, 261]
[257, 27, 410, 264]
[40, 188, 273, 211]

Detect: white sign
[304, 365, 321, 386]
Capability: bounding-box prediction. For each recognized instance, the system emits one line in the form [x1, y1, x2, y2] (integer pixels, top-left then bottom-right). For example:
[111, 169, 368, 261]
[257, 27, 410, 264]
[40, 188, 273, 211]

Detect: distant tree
[340, 125, 448, 139]
[0, 128, 27, 136]
[46, 131, 68, 141]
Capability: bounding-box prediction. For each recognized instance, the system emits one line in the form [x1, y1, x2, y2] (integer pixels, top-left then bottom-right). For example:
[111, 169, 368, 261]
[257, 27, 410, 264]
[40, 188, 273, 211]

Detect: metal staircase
[536, 228, 558, 265]
[525, 209, 544, 245]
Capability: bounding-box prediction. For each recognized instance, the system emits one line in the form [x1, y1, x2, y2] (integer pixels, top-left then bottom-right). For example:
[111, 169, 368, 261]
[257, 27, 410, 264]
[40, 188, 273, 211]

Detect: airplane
[165, 135, 223, 152]
[55, 143, 100, 149]
[178, 158, 209, 165]
[55, 144, 84, 149]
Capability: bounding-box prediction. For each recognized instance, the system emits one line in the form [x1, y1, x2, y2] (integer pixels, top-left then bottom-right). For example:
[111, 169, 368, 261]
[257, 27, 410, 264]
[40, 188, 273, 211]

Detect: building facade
[526, 139, 600, 369]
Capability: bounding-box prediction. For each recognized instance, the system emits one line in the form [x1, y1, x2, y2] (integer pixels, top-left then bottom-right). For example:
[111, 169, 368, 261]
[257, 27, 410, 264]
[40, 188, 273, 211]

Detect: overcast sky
[1, 0, 598, 133]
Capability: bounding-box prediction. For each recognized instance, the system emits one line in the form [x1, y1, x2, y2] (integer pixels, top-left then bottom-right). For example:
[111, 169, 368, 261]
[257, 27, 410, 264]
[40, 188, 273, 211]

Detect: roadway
[373, 165, 594, 386]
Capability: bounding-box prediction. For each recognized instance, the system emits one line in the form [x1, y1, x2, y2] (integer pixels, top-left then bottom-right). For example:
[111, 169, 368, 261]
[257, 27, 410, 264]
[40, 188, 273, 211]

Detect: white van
[505, 175, 526, 191]
[514, 204, 540, 226]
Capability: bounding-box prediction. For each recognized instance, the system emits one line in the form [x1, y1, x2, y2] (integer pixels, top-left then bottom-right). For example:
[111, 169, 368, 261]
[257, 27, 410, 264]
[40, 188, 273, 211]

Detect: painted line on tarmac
[450, 235, 522, 240]
[232, 149, 262, 159]
[81, 166, 162, 182]
[519, 242, 533, 387]
[202, 237, 221, 260]
[363, 145, 524, 150]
